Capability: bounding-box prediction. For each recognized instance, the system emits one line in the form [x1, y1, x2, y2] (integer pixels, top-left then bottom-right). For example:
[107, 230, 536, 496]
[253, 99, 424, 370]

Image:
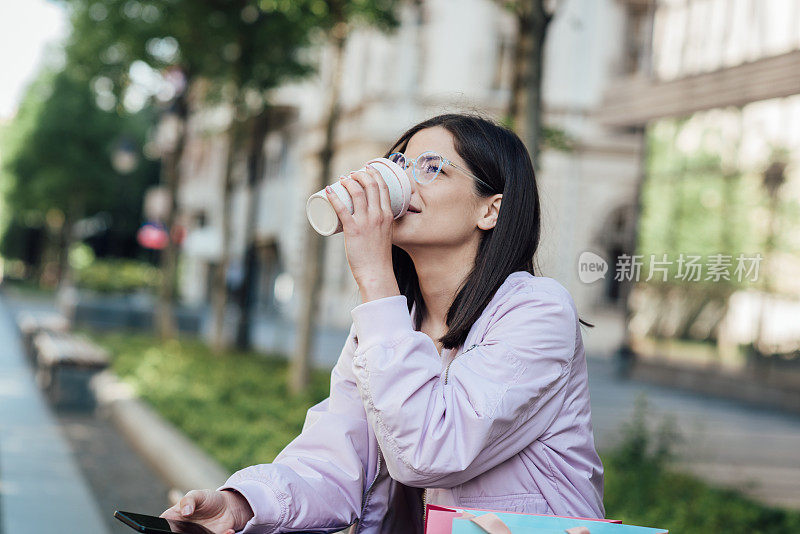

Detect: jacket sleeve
[349, 283, 576, 489]
[217, 323, 369, 534]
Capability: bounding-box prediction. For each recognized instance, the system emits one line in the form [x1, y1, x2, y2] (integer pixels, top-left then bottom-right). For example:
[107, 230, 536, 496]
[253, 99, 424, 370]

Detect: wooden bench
[17, 311, 70, 365]
[33, 331, 110, 410]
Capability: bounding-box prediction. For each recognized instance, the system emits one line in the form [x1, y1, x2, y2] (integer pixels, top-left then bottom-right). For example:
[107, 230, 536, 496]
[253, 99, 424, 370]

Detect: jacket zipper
[359, 344, 470, 532]
[423, 343, 479, 527]
[422, 488, 428, 524]
[354, 451, 382, 534]
[444, 344, 478, 385]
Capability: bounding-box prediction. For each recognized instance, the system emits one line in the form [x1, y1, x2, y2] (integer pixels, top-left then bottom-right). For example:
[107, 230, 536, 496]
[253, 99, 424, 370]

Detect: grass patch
[89, 331, 330, 473]
[89, 332, 800, 532]
[0, 278, 57, 299]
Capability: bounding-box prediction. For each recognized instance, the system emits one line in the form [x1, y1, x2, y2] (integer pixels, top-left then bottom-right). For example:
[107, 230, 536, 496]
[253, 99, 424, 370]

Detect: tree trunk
[291, 22, 349, 395]
[55, 201, 78, 290]
[235, 109, 272, 351]
[156, 91, 189, 341]
[754, 193, 779, 354]
[506, 6, 532, 135]
[38, 214, 61, 288]
[524, 1, 552, 170]
[211, 95, 246, 353]
[617, 126, 648, 377]
[503, 1, 552, 169]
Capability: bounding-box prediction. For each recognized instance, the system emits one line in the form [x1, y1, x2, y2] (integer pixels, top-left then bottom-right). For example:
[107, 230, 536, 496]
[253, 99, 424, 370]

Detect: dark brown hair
[384, 112, 593, 351]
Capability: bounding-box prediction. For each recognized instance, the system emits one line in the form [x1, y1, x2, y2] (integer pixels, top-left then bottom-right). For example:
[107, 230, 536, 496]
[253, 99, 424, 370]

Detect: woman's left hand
[325, 164, 399, 299]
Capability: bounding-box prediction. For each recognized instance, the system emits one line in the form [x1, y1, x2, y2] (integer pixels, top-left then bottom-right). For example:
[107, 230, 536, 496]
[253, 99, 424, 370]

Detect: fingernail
[182, 505, 192, 516]
[325, 185, 331, 193]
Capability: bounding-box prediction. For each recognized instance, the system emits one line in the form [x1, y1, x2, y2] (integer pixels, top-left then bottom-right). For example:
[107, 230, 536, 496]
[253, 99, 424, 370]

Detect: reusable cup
[306, 157, 412, 236]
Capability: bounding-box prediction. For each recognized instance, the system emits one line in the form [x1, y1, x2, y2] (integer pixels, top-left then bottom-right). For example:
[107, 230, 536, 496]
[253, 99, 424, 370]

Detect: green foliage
[541, 125, 575, 152]
[88, 331, 330, 472]
[69, 242, 96, 271]
[73, 257, 162, 294]
[603, 394, 800, 533]
[498, 114, 574, 153]
[0, 116, 12, 245]
[3, 67, 116, 216]
[61, 0, 400, 109]
[637, 118, 798, 291]
[68, 1, 297, 97]
[0, 63, 159, 262]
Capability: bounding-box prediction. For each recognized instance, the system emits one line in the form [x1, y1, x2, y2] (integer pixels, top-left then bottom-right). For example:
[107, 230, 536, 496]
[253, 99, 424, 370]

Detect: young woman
[160, 113, 605, 534]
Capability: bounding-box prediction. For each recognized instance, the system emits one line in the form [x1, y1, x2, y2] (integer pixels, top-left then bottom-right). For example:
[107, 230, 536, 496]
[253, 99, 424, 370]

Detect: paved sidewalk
[0, 295, 110, 534]
[0, 290, 177, 534]
[54, 408, 174, 534]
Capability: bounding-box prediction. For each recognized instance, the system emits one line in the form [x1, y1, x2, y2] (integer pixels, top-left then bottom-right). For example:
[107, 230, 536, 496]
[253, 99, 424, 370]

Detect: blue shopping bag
[449, 508, 668, 534]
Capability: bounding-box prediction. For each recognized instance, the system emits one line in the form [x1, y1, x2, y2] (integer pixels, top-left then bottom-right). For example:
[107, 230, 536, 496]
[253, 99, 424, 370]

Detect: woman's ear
[477, 194, 502, 230]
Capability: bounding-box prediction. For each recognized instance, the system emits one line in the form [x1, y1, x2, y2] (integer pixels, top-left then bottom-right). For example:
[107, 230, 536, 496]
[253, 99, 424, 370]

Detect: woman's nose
[404, 166, 417, 193]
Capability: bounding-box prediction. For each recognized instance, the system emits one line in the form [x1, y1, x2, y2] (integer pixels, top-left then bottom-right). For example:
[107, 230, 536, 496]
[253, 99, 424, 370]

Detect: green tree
[61, 0, 320, 342]
[1, 65, 155, 287]
[635, 119, 800, 354]
[60, 1, 401, 381]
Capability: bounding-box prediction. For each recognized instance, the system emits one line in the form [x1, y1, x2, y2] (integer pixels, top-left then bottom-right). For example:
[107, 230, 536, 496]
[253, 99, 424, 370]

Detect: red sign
[137, 222, 169, 250]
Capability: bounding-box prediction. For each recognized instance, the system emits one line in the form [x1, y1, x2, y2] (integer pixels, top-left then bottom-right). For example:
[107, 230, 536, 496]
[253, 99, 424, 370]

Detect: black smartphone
[114, 510, 216, 534]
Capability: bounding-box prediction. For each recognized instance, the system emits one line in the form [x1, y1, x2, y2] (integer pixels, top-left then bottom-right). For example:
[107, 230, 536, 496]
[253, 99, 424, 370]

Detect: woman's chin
[392, 213, 421, 242]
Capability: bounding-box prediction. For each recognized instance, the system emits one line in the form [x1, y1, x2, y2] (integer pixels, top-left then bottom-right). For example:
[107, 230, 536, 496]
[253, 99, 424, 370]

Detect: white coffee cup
[306, 157, 412, 236]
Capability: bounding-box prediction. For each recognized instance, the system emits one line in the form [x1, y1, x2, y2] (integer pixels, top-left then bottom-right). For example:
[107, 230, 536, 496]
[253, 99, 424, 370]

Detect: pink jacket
[219, 272, 605, 533]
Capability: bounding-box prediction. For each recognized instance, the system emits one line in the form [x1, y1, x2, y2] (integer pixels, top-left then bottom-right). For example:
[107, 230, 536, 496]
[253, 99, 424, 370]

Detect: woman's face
[392, 126, 495, 251]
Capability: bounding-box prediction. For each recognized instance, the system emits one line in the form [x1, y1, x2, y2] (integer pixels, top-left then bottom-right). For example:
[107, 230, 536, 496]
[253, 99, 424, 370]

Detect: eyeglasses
[388, 151, 492, 190]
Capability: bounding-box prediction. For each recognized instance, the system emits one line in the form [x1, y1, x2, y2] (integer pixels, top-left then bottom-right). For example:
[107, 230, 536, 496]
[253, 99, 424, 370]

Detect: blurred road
[587, 357, 800, 510]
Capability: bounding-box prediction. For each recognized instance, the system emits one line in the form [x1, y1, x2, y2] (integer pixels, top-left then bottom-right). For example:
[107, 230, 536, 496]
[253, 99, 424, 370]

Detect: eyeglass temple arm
[447, 160, 493, 190]
[392, 152, 492, 190]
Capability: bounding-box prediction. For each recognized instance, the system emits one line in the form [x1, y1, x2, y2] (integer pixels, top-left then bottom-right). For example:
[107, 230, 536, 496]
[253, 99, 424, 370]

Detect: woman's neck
[408, 240, 479, 328]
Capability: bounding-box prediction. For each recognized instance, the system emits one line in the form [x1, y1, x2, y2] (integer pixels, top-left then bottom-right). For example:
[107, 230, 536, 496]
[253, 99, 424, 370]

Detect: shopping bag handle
[458, 512, 512, 534]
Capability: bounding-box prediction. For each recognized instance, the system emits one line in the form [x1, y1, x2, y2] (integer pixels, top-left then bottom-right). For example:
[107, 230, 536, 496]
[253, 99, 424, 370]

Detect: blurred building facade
[172, 0, 800, 352]
[174, 0, 644, 336]
[599, 0, 800, 356]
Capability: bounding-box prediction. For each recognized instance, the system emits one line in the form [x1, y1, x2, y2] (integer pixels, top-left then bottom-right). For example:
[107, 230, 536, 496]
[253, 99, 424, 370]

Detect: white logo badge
[578, 251, 608, 283]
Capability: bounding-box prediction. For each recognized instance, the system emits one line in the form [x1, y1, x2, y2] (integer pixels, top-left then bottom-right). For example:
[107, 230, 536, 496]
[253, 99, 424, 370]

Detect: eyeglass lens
[388, 152, 444, 184]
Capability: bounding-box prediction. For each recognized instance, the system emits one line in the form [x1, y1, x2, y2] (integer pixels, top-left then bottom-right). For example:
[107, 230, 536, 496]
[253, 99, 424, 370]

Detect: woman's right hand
[159, 489, 254, 534]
